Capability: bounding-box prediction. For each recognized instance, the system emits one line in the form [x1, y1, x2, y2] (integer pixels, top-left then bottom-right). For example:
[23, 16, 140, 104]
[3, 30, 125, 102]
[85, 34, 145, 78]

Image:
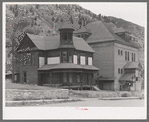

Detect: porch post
[38, 72, 41, 86]
[80, 73, 83, 90]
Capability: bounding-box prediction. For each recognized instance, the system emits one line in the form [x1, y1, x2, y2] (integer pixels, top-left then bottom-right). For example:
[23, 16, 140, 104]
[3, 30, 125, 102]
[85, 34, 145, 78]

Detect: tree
[6, 4, 35, 83]
[51, 10, 54, 15]
[98, 14, 101, 21]
[60, 18, 63, 22]
[55, 17, 59, 23]
[36, 4, 39, 9]
[52, 16, 55, 22]
[69, 16, 73, 24]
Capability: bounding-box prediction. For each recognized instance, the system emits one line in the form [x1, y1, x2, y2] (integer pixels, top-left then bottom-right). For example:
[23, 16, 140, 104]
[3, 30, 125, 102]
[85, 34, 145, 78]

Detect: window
[39, 57, 45, 67]
[118, 50, 120, 55]
[80, 56, 85, 65]
[121, 50, 123, 55]
[128, 52, 129, 61]
[47, 57, 60, 64]
[77, 53, 80, 64]
[68, 51, 73, 63]
[132, 53, 133, 62]
[77, 74, 80, 82]
[118, 68, 120, 74]
[125, 51, 127, 61]
[61, 33, 68, 41]
[134, 53, 135, 62]
[85, 56, 88, 65]
[62, 51, 67, 63]
[63, 73, 67, 82]
[88, 57, 92, 65]
[121, 69, 123, 74]
[64, 35, 67, 40]
[73, 55, 77, 64]
[69, 73, 73, 83]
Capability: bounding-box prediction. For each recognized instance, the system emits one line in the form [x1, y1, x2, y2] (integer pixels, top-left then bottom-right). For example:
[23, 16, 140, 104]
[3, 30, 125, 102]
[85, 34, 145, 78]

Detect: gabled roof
[26, 33, 94, 52]
[38, 63, 99, 71]
[119, 73, 134, 81]
[85, 21, 140, 49]
[124, 62, 141, 69]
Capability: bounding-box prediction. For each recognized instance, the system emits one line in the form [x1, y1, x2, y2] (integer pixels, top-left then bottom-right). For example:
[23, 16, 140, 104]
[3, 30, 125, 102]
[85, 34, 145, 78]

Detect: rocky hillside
[5, 4, 145, 69]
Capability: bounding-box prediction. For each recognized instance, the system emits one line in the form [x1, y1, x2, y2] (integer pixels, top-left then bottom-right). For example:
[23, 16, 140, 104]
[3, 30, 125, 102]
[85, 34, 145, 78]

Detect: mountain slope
[5, 4, 145, 72]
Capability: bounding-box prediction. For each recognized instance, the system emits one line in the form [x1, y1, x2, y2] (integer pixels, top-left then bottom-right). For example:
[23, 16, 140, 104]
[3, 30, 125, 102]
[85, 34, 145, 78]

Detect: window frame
[125, 51, 127, 61]
[121, 69, 123, 74]
[63, 73, 67, 83]
[128, 52, 129, 61]
[121, 50, 123, 55]
[62, 51, 67, 63]
[118, 50, 120, 55]
[118, 68, 120, 74]
[132, 53, 133, 62]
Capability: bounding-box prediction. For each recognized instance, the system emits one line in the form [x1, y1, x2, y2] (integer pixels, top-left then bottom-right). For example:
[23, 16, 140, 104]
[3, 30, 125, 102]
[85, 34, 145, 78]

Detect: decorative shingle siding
[19, 52, 39, 84]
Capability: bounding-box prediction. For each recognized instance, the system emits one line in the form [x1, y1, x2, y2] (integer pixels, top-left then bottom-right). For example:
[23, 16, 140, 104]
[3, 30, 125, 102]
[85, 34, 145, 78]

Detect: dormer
[73, 26, 91, 41]
[58, 21, 75, 48]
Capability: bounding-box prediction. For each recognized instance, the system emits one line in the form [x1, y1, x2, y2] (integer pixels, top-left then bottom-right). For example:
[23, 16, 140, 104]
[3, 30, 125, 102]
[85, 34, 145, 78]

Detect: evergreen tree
[55, 17, 59, 23]
[6, 4, 34, 83]
[98, 14, 101, 21]
[51, 10, 54, 15]
[60, 18, 63, 22]
[52, 16, 55, 22]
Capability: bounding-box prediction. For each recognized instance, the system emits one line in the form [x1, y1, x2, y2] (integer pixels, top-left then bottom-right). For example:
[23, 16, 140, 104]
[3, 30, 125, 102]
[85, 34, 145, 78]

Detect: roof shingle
[27, 33, 94, 52]
[85, 21, 140, 49]
[38, 63, 99, 71]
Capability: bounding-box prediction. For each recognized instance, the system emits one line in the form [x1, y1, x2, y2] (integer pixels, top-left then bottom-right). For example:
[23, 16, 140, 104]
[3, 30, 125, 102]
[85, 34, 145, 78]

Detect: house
[14, 21, 99, 87]
[74, 21, 143, 91]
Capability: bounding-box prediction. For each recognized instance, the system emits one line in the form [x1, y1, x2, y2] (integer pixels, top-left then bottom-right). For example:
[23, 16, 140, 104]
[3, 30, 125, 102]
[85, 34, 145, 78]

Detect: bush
[121, 93, 131, 97]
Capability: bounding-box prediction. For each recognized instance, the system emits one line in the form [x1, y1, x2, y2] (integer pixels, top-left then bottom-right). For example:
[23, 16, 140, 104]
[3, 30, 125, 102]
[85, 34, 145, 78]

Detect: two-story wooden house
[15, 21, 99, 87]
[74, 21, 143, 91]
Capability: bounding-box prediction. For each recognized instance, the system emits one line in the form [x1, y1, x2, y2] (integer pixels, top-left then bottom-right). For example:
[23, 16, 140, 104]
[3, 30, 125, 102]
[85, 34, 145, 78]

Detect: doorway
[23, 71, 27, 83]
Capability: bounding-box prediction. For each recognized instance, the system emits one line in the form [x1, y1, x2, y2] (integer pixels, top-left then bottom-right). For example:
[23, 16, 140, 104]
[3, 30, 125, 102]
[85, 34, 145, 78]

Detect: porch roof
[124, 62, 141, 69]
[119, 73, 135, 81]
[98, 77, 116, 80]
[38, 63, 99, 71]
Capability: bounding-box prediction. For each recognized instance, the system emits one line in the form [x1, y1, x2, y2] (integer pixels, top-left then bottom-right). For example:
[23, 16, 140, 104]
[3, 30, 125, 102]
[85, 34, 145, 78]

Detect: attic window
[64, 34, 67, 40]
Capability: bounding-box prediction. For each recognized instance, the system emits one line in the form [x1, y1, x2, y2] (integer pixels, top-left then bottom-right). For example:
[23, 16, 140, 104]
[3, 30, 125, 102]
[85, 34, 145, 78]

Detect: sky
[78, 3, 147, 27]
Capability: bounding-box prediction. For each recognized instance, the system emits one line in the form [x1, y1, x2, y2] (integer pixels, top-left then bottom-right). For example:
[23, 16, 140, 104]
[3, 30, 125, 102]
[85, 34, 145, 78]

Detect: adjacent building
[74, 21, 143, 91]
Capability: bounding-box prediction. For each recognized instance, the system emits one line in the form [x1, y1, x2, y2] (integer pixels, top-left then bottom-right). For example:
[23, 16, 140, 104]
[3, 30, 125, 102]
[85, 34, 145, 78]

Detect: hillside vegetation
[5, 4, 145, 69]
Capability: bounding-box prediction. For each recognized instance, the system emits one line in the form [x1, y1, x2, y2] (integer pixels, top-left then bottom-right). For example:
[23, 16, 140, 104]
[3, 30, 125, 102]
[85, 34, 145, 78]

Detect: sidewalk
[5, 98, 81, 106]
[101, 97, 142, 100]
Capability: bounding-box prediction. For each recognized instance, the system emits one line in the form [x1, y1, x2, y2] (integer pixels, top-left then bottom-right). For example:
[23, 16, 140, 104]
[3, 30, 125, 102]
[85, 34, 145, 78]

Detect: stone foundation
[6, 89, 69, 101]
